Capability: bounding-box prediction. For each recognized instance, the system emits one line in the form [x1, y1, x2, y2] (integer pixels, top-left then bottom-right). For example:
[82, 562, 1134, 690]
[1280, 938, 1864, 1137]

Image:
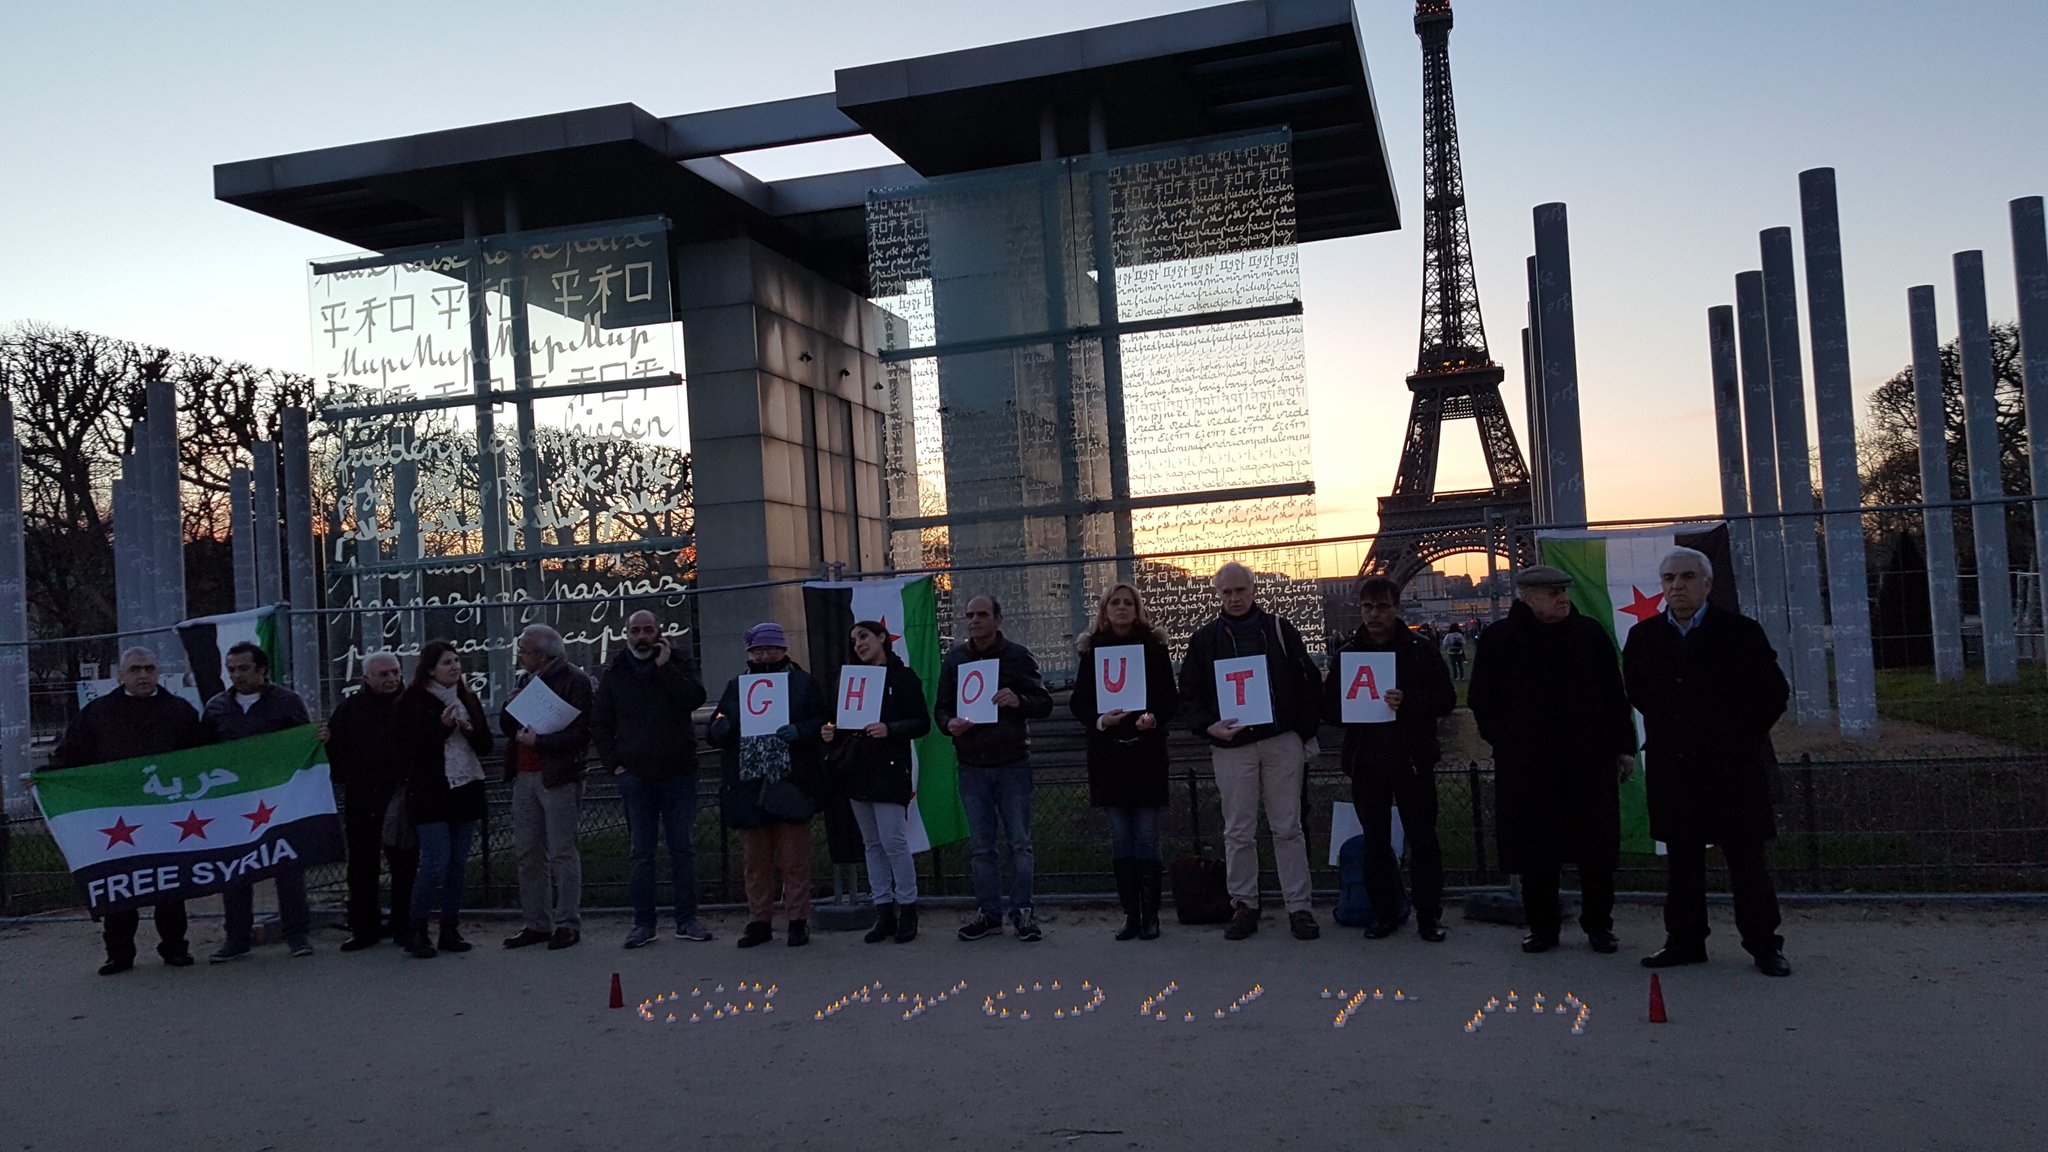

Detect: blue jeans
[411, 820, 478, 922]
[1106, 805, 1162, 861]
[958, 763, 1034, 920]
[619, 771, 699, 929]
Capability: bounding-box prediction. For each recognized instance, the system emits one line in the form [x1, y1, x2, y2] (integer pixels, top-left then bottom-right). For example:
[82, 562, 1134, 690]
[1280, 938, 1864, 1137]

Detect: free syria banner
[804, 576, 966, 852]
[31, 725, 342, 916]
[177, 606, 281, 702]
[1539, 523, 1735, 855]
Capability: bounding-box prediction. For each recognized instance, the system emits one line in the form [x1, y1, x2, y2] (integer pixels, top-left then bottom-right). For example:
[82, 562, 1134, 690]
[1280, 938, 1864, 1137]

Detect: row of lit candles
[1466, 990, 1591, 1034]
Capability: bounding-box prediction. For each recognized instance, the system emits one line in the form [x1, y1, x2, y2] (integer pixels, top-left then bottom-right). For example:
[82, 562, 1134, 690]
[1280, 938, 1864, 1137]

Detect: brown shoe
[1223, 901, 1259, 941]
[1289, 910, 1321, 940]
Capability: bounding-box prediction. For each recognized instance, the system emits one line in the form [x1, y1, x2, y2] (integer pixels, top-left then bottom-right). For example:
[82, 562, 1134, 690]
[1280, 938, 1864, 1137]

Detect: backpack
[1170, 856, 1234, 925]
[1332, 834, 1412, 928]
[1443, 633, 1465, 654]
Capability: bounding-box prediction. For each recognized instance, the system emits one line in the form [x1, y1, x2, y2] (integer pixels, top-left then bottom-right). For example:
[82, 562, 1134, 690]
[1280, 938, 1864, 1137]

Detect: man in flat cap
[1467, 564, 1639, 954]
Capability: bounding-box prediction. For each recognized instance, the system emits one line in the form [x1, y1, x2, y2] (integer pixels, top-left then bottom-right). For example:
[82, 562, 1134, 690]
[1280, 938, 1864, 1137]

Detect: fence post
[1185, 763, 1202, 853]
[480, 803, 493, 906]
[1465, 760, 1488, 879]
[1798, 754, 1820, 882]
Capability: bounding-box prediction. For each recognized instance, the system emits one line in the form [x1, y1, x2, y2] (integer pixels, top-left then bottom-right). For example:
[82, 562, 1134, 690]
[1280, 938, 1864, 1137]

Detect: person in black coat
[1069, 584, 1180, 941]
[706, 622, 829, 948]
[320, 652, 417, 951]
[395, 640, 493, 959]
[1467, 566, 1639, 955]
[820, 621, 931, 944]
[1322, 576, 1457, 942]
[202, 641, 316, 963]
[1623, 546, 1793, 977]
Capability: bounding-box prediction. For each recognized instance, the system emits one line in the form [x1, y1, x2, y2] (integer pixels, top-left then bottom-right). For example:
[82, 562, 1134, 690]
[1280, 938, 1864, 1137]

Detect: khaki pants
[512, 773, 582, 934]
[1211, 732, 1312, 912]
[740, 822, 813, 925]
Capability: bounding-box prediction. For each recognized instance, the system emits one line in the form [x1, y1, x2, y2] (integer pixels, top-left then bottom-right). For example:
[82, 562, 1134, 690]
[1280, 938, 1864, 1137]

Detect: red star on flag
[1619, 585, 1665, 625]
[241, 799, 277, 831]
[877, 615, 903, 648]
[171, 809, 213, 842]
[98, 815, 141, 849]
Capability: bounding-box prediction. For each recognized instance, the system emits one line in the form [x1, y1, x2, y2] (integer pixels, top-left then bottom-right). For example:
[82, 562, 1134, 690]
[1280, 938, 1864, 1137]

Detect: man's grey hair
[519, 623, 565, 659]
[1659, 546, 1714, 582]
[118, 646, 156, 671]
[362, 651, 401, 675]
[1212, 561, 1255, 588]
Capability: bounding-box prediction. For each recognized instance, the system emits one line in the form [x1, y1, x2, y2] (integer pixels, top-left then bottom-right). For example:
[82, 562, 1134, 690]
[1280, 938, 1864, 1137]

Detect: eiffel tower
[1363, 0, 1532, 587]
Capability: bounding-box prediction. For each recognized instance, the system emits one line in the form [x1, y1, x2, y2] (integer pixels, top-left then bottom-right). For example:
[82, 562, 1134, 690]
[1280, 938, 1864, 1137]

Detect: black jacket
[200, 683, 311, 744]
[1069, 629, 1180, 809]
[1467, 601, 1637, 872]
[706, 659, 830, 828]
[1178, 607, 1322, 747]
[1322, 619, 1457, 775]
[52, 689, 201, 767]
[397, 686, 493, 827]
[1623, 606, 1788, 846]
[591, 650, 708, 779]
[324, 686, 407, 799]
[497, 657, 596, 788]
[932, 635, 1053, 767]
[826, 663, 931, 806]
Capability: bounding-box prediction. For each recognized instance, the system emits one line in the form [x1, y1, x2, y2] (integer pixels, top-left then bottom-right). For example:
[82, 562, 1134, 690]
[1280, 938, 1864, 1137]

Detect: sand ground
[4, 900, 2045, 1152]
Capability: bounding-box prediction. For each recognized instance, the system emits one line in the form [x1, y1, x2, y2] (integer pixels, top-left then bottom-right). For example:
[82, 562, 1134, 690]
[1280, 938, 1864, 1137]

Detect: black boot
[863, 902, 898, 944]
[437, 919, 473, 953]
[893, 903, 919, 943]
[405, 920, 437, 959]
[1138, 860, 1162, 940]
[1112, 859, 1141, 941]
[786, 920, 810, 947]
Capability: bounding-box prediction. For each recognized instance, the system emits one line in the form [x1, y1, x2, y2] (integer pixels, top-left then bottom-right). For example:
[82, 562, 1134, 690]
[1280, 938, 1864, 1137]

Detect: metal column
[1907, 285, 1966, 683]
[1531, 205, 1586, 526]
[0, 400, 28, 808]
[1706, 305, 1757, 613]
[1759, 227, 1830, 726]
[1087, 100, 1136, 585]
[1954, 250, 2018, 683]
[1735, 271, 1793, 668]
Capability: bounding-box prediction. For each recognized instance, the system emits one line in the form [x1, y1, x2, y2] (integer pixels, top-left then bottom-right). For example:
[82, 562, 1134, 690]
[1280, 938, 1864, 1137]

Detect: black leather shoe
[737, 921, 773, 948]
[1752, 950, 1792, 977]
[1521, 932, 1559, 954]
[161, 952, 195, 968]
[1587, 930, 1619, 954]
[1641, 945, 1709, 968]
[502, 928, 552, 949]
[546, 928, 580, 951]
[786, 920, 809, 947]
[1362, 920, 1400, 940]
[338, 934, 380, 953]
[98, 959, 134, 976]
[1417, 920, 1447, 943]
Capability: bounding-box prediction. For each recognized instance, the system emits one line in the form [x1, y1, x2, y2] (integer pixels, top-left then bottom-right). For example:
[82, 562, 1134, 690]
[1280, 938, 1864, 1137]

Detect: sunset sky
[4, 1, 2044, 579]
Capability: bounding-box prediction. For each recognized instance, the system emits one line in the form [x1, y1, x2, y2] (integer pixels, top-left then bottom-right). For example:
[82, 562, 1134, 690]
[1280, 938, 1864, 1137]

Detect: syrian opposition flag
[1539, 523, 1736, 855]
[31, 725, 342, 916]
[177, 606, 281, 703]
[803, 576, 966, 852]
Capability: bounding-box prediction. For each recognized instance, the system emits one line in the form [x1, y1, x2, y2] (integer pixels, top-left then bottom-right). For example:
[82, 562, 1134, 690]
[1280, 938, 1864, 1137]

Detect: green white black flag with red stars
[30, 725, 342, 916]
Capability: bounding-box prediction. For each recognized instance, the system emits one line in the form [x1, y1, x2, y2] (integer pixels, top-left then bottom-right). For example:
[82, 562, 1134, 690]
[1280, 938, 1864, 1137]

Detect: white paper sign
[506, 674, 582, 736]
[1337, 652, 1398, 724]
[1212, 654, 1273, 727]
[836, 665, 885, 728]
[1327, 800, 1406, 866]
[955, 658, 1000, 724]
[739, 672, 790, 737]
[1093, 644, 1147, 714]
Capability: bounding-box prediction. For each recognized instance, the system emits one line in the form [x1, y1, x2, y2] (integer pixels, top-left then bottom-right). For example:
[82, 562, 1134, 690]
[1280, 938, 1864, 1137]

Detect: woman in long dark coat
[1069, 583, 1180, 941]
[397, 639, 493, 959]
[820, 620, 931, 943]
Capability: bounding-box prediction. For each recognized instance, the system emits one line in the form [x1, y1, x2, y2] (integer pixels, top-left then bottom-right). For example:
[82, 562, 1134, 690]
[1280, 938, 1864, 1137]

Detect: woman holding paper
[396, 640, 494, 959]
[820, 620, 932, 944]
[1069, 583, 1179, 941]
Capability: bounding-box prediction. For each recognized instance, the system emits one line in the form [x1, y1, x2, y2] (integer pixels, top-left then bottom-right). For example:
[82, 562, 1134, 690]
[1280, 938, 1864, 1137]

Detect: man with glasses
[499, 624, 595, 952]
[319, 651, 416, 952]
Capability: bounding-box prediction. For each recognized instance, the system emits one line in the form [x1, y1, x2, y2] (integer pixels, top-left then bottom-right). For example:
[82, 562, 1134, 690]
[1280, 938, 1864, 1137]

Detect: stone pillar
[0, 400, 28, 808]
[679, 237, 890, 692]
[1706, 305, 1758, 613]
[230, 466, 256, 612]
[117, 438, 160, 645]
[1759, 227, 1831, 727]
[251, 440, 282, 607]
[2012, 197, 2048, 648]
[282, 409, 322, 710]
[145, 380, 187, 676]
[1954, 251, 2018, 683]
[1531, 204, 1586, 526]
[1907, 285, 1966, 683]
[1735, 271, 1793, 669]
[1798, 170, 1877, 736]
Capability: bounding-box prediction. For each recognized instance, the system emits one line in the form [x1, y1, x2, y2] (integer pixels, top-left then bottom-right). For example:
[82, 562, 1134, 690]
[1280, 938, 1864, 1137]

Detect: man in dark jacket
[202, 641, 315, 962]
[1323, 576, 1457, 942]
[934, 596, 1054, 942]
[593, 610, 710, 949]
[320, 652, 415, 951]
[1623, 546, 1792, 977]
[49, 646, 201, 974]
[1468, 565, 1638, 955]
[1178, 562, 1325, 942]
[499, 623, 595, 951]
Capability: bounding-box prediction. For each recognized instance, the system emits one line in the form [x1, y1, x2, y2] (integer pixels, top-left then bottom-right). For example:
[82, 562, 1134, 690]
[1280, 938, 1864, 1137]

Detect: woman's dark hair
[850, 620, 905, 667]
[405, 639, 481, 710]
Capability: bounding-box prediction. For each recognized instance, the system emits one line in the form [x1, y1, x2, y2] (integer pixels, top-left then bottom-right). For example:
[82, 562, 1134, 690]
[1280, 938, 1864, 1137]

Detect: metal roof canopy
[215, 0, 1398, 294]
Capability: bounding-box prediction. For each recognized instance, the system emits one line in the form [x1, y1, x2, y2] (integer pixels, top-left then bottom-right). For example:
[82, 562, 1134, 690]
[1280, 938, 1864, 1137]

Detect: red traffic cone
[1647, 973, 1668, 1023]
[609, 972, 624, 1010]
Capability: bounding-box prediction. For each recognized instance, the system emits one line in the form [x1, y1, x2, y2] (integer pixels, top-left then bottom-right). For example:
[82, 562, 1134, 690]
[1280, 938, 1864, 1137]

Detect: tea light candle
[1215, 1009, 1226, 1019]
[1322, 989, 1332, 999]
[666, 1013, 676, 1022]
[1021, 1011, 1031, 1021]
[1229, 1004, 1239, 1013]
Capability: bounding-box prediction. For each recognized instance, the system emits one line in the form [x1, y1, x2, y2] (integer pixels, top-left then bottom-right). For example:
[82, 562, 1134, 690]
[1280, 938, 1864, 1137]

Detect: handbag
[757, 777, 813, 822]
[381, 791, 417, 852]
[1170, 856, 1233, 924]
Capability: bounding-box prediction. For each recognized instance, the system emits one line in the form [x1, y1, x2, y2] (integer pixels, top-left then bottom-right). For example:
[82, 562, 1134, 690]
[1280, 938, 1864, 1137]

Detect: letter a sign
[837, 665, 885, 728]
[739, 672, 789, 737]
[1338, 652, 1397, 724]
[1093, 644, 1145, 713]
[1212, 655, 1273, 726]
[956, 658, 1000, 724]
